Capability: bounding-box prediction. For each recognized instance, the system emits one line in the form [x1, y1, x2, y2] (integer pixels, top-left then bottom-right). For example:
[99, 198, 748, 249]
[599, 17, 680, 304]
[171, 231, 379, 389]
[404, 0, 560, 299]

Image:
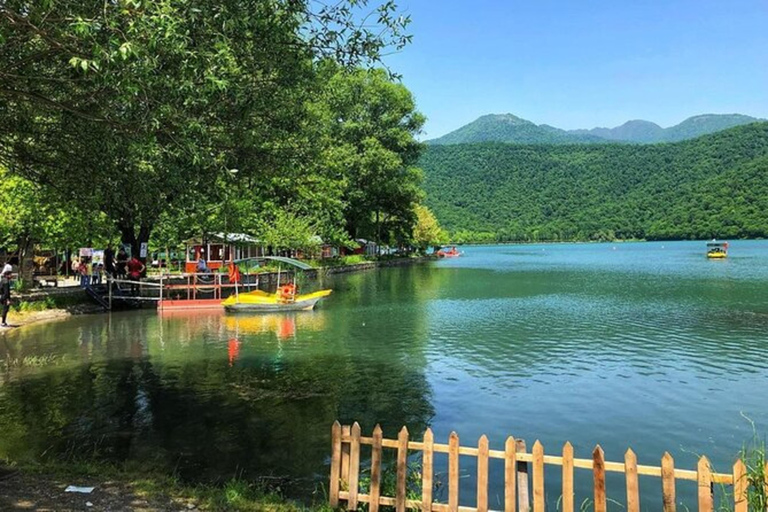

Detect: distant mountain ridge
[428, 113, 764, 145]
[420, 123, 768, 242]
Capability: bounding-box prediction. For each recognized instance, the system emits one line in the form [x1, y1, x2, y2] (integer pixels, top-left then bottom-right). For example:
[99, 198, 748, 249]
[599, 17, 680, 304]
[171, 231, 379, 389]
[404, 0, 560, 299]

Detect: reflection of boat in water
[706, 241, 728, 259]
[222, 288, 332, 312]
[436, 246, 462, 258]
[222, 256, 332, 313]
[224, 311, 327, 339]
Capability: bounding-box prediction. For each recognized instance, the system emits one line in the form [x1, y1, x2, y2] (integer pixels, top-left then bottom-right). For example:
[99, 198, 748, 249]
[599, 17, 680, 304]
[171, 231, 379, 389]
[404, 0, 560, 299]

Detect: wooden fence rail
[329, 422, 766, 512]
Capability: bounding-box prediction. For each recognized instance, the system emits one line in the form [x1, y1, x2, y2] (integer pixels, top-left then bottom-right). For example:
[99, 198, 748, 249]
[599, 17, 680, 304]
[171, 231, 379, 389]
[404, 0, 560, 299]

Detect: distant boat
[437, 246, 462, 258]
[706, 241, 728, 259]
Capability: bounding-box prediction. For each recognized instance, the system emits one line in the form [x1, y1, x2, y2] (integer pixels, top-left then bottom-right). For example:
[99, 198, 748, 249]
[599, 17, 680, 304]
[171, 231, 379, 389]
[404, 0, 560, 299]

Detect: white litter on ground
[64, 485, 95, 493]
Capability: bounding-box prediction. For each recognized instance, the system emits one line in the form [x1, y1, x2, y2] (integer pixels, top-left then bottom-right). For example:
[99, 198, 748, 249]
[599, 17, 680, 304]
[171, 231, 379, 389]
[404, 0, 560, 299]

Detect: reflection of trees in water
[0, 342, 433, 497]
[0, 268, 445, 497]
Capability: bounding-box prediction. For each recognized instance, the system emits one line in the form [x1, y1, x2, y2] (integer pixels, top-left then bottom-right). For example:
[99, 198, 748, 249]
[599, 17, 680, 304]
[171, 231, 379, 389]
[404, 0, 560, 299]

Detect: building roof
[184, 233, 262, 245]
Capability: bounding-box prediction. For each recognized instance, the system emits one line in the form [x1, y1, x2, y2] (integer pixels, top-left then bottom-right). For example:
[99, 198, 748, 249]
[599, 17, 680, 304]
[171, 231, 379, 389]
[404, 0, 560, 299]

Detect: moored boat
[221, 256, 332, 313]
[437, 246, 462, 258]
[222, 288, 332, 312]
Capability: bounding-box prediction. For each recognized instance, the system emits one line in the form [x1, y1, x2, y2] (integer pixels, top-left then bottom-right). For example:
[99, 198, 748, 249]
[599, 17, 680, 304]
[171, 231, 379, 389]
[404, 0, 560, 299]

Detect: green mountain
[420, 122, 768, 242]
[429, 113, 763, 145]
[571, 119, 663, 143]
[661, 114, 762, 142]
[428, 114, 605, 145]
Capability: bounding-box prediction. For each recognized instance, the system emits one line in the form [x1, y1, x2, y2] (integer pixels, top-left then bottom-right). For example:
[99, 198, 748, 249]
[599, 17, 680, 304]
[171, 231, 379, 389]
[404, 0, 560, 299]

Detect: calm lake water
[1, 241, 767, 509]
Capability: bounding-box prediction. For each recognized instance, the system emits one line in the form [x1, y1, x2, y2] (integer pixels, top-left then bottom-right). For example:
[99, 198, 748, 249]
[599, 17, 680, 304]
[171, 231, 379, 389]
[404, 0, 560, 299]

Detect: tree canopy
[0, 0, 415, 256]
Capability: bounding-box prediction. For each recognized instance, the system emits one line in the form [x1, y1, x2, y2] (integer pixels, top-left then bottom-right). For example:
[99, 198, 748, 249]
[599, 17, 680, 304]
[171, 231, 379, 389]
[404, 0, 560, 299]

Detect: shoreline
[0, 303, 103, 333]
[0, 256, 432, 334]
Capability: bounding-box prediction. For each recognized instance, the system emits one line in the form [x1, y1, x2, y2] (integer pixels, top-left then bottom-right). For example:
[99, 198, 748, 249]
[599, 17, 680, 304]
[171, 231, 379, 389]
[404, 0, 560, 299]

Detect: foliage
[0, 167, 114, 284]
[420, 123, 768, 242]
[0, 0, 414, 256]
[258, 210, 321, 254]
[312, 63, 426, 246]
[412, 205, 447, 251]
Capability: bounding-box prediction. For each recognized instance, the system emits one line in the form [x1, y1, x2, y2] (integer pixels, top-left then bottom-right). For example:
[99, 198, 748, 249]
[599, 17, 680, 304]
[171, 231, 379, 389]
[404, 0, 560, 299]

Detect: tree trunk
[18, 234, 34, 289]
[118, 222, 153, 263]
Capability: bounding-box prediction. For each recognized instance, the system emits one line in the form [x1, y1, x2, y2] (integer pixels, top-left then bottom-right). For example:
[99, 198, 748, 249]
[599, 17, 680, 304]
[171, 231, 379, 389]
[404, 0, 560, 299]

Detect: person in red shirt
[126, 256, 145, 295]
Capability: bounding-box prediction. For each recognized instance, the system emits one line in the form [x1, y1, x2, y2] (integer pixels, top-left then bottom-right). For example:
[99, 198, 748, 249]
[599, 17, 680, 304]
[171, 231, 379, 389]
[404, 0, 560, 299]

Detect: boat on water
[221, 256, 332, 313]
[437, 246, 462, 258]
[222, 288, 332, 312]
[706, 241, 728, 259]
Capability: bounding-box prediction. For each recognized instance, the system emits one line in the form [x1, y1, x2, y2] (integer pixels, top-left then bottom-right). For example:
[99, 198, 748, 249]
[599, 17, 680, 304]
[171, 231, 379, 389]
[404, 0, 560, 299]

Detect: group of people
[72, 245, 146, 293]
[71, 257, 106, 287]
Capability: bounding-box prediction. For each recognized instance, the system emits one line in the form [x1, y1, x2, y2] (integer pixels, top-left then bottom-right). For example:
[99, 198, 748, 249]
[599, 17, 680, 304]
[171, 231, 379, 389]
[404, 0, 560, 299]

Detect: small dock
[87, 272, 291, 312]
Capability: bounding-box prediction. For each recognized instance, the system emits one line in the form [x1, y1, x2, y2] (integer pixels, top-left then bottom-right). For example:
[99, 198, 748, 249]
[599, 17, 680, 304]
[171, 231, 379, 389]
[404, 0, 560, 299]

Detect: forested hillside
[429, 113, 763, 145]
[420, 123, 768, 242]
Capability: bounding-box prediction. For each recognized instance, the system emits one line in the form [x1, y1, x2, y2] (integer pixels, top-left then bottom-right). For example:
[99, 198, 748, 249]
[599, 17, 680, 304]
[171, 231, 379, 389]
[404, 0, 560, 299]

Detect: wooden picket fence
[329, 422, 763, 512]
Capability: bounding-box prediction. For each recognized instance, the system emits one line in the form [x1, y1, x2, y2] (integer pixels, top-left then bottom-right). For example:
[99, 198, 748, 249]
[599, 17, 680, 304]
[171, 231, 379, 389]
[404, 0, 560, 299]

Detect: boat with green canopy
[221, 256, 332, 313]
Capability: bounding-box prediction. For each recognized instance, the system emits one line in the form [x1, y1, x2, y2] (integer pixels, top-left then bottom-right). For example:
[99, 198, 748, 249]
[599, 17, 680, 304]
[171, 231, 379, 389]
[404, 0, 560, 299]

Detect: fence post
[516, 439, 530, 512]
[662, 452, 676, 512]
[396, 427, 409, 512]
[593, 445, 606, 512]
[422, 428, 434, 512]
[449, 431, 460, 512]
[532, 441, 544, 512]
[505, 437, 517, 512]
[370, 424, 383, 512]
[625, 448, 639, 512]
[349, 422, 361, 510]
[764, 460, 768, 512]
[697, 456, 713, 512]
[329, 421, 341, 507]
[562, 442, 574, 512]
[477, 435, 489, 512]
[732, 459, 747, 512]
[341, 425, 351, 489]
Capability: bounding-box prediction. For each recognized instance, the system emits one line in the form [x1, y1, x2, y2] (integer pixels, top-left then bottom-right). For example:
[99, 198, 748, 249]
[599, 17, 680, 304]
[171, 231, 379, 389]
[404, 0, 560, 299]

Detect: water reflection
[0, 298, 435, 494]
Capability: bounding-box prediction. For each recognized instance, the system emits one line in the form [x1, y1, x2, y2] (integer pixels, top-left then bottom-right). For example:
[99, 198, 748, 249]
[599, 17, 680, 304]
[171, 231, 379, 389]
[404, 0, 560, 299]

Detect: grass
[11, 294, 87, 313]
[736, 416, 767, 510]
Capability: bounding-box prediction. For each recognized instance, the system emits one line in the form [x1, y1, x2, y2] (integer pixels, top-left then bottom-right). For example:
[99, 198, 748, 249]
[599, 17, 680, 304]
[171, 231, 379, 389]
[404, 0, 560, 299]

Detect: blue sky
[383, 1, 768, 139]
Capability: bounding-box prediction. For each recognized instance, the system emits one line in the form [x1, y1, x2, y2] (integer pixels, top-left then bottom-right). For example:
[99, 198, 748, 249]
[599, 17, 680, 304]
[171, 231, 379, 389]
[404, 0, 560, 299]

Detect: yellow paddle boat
[222, 288, 332, 312]
[706, 241, 728, 259]
[221, 256, 332, 313]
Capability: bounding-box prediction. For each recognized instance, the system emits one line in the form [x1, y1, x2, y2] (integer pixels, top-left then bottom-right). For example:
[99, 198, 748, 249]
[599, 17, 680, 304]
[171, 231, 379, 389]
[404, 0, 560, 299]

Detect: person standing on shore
[1, 266, 12, 327]
[104, 245, 115, 279]
[116, 247, 128, 279]
[126, 255, 145, 295]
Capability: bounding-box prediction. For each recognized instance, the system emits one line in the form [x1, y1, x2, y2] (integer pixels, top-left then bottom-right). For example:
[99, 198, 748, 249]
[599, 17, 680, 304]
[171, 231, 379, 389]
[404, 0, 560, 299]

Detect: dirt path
[0, 470, 194, 511]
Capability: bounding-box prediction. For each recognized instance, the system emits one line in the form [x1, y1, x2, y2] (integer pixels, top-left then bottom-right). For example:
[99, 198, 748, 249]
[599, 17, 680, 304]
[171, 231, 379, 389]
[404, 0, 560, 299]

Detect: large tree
[312, 63, 426, 246]
[0, 0, 412, 257]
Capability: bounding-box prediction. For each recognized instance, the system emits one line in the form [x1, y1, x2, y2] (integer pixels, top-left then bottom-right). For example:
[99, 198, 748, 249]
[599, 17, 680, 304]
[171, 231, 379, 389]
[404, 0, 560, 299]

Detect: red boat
[437, 246, 462, 258]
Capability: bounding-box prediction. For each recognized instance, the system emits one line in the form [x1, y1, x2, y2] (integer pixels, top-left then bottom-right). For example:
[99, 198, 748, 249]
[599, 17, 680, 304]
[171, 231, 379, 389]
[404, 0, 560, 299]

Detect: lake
[1, 241, 767, 509]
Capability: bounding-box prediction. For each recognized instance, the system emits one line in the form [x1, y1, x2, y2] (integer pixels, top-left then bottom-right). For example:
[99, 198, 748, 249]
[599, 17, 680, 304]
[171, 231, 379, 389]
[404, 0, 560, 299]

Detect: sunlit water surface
[2, 241, 767, 509]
